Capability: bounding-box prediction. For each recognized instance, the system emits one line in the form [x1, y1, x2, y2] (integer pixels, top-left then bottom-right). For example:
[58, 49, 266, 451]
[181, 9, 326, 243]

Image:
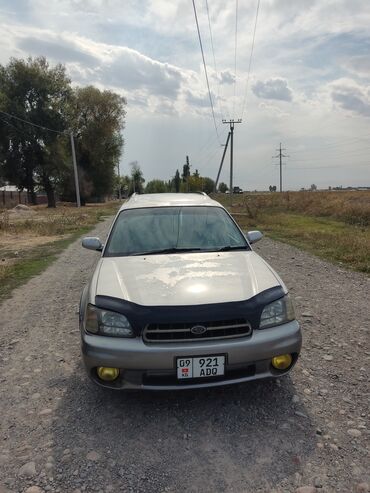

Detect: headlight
[84, 304, 134, 337]
[259, 295, 295, 329]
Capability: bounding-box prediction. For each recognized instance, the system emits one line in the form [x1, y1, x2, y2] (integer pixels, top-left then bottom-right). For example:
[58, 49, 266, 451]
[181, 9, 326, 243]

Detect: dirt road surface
[0, 217, 369, 493]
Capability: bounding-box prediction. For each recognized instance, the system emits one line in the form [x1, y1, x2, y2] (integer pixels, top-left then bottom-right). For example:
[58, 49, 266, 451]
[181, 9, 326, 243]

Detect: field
[1, 191, 369, 301]
[214, 190, 370, 273]
[0, 201, 120, 299]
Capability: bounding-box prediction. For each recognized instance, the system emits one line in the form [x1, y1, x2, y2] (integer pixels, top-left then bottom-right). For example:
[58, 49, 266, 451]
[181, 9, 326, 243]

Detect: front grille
[143, 318, 252, 343]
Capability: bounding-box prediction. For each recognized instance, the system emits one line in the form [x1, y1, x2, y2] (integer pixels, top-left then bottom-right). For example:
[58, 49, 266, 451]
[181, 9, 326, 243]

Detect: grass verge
[213, 192, 370, 274]
[0, 202, 120, 301]
[234, 212, 369, 274]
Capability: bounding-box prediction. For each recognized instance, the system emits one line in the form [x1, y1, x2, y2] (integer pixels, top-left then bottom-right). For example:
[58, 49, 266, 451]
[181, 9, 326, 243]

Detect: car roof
[119, 193, 223, 211]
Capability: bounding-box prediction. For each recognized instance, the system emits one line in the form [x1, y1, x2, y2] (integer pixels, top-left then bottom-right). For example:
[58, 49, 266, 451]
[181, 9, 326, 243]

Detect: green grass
[232, 210, 370, 274]
[0, 227, 90, 301]
[212, 192, 370, 273]
[0, 202, 120, 301]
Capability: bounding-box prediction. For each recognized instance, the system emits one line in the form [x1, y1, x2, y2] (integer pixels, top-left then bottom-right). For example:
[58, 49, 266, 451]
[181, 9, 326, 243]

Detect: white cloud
[252, 78, 293, 102]
[342, 55, 370, 78]
[0, 23, 210, 113]
[219, 70, 235, 85]
[1, 0, 370, 189]
[330, 79, 370, 117]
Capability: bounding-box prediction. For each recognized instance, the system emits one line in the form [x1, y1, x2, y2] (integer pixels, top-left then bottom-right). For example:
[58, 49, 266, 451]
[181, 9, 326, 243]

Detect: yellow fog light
[271, 354, 292, 370]
[97, 367, 120, 381]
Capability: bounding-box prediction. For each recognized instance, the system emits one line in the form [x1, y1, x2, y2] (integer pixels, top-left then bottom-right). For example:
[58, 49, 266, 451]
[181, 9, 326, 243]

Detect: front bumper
[81, 320, 301, 390]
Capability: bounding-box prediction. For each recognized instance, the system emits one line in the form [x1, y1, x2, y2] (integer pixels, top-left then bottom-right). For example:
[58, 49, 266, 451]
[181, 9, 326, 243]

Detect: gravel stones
[1, 223, 369, 493]
[86, 451, 100, 462]
[347, 429, 362, 438]
[323, 355, 333, 361]
[18, 462, 36, 478]
[356, 483, 369, 493]
[25, 487, 44, 493]
[39, 409, 52, 416]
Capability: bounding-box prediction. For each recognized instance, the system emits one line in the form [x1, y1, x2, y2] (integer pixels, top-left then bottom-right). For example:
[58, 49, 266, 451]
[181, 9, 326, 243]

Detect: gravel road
[0, 217, 369, 493]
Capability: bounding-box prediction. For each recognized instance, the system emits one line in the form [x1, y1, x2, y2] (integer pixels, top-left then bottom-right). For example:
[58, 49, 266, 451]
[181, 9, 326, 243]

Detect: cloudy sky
[1, 0, 370, 190]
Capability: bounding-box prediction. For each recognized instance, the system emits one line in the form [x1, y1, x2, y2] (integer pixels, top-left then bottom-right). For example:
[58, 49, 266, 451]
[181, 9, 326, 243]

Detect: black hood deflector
[95, 286, 285, 334]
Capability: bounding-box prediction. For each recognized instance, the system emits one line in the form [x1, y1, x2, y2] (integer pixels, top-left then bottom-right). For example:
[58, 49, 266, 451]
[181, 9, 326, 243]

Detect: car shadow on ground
[48, 363, 316, 492]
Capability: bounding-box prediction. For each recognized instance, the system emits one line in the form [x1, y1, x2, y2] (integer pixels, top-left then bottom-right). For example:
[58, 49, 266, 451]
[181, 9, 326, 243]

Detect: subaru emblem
[190, 325, 207, 335]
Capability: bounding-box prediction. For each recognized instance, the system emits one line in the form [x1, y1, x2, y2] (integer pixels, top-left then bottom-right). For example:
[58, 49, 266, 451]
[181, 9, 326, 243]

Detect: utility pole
[214, 132, 231, 192]
[222, 119, 242, 205]
[273, 143, 289, 192]
[70, 132, 81, 207]
[117, 162, 122, 200]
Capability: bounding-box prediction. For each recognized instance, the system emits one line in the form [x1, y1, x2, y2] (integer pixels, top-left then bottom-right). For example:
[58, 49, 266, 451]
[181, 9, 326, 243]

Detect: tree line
[0, 57, 126, 207]
[118, 159, 229, 196]
[0, 56, 229, 206]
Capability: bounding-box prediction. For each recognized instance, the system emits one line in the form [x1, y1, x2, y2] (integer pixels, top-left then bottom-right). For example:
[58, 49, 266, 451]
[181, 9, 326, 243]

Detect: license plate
[177, 355, 225, 379]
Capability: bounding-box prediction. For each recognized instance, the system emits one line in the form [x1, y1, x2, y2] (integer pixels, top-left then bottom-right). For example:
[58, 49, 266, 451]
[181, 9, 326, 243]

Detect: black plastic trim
[94, 286, 285, 336]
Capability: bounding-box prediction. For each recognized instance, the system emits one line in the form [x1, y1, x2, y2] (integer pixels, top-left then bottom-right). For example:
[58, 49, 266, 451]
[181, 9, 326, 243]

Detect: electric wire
[289, 138, 370, 154]
[289, 147, 370, 162]
[191, 0, 222, 145]
[288, 162, 370, 170]
[0, 109, 65, 135]
[193, 123, 225, 162]
[195, 129, 229, 170]
[0, 116, 29, 135]
[232, 0, 239, 119]
[240, 0, 261, 120]
[205, 0, 228, 120]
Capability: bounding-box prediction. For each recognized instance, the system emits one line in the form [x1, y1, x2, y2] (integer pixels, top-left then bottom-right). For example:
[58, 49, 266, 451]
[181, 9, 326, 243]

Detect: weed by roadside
[0, 201, 120, 300]
[214, 191, 370, 274]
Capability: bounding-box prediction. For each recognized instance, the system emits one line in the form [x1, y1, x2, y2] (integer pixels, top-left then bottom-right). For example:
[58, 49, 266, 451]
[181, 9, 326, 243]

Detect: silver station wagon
[79, 193, 301, 390]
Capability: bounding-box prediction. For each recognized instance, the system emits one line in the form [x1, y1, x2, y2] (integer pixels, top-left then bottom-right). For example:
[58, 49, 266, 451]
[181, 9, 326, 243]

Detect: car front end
[79, 194, 302, 390]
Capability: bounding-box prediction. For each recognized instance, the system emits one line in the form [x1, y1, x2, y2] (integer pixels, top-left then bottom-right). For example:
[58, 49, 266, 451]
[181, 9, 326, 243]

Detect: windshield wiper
[215, 245, 248, 252]
[130, 247, 203, 256]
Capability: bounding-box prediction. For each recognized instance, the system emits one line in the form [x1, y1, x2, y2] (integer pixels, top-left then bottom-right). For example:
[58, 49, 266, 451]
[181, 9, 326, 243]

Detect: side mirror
[246, 230, 263, 244]
[82, 237, 103, 251]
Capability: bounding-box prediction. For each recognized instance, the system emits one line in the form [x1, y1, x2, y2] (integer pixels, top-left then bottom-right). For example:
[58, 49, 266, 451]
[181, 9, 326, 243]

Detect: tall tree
[218, 182, 228, 193]
[145, 179, 169, 193]
[202, 177, 215, 194]
[0, 57, 71, 206]
[174, 169, 181, 193]
[182, 163, 190, 183]
[129, 161, 145, 194]
[67, 86, 126, 202]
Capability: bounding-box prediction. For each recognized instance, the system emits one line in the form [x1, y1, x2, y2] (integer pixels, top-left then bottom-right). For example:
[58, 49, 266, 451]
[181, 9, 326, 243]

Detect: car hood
[94, 251, 283, 306]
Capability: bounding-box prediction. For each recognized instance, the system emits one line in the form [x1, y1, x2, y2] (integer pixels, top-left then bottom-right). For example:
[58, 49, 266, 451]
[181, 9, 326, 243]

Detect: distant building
[0, 185, 49, 208]
[0, 185, 28, 208]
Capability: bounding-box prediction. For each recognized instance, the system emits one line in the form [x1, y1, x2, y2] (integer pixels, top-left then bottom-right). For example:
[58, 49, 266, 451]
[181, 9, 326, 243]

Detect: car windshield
[104, 206, 249, 256]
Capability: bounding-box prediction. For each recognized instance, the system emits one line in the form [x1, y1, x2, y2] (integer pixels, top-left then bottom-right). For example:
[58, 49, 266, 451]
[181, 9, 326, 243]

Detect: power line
[191, 0, 222, 145]
[289, 137, 370, 154]
[288, 162, 370, 170]
[240, 0, 261, 120]
[290, 146, 370, 162]
[205, 0, 228, 120]
[232, 0, 239, 118]
[0, 116, 29, 136]
[0, 109, 64, 135]
[0, 109, 81, 207]
[192, 122, 227, 163]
